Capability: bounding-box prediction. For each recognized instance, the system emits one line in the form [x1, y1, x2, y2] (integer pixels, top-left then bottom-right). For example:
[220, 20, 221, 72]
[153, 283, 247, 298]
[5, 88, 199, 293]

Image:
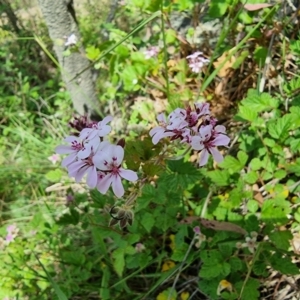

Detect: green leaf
[268, 114, 294, 140]
[247, 200, 259, 213]
[209, 0, 229, 17]
[207, 170, 230, 186]
[156, 288, 177, 300]
[290, 138, 300, 153]
[237, 151, 248, 166]
[232, 50, 249, 69]
[244, 170, 259, 184]
[219, 155, 244, 173]
[112, 248, 125, 277]
[274, 169, 287, 180]
[218, 243, 233, 257]
[86, 45, 101, 61]
[261, 198, 291, 225]
[249, 158, 262, 171]
[286, 158, 300, 176]
[228, 257, 243, 272]
[45, 169, 62, 182]
[254, 46, 268, 65]
[171, 243, 189, 262]
[142, 212, 155, 233]
[263, 138, 275, 147]
[241, 89, 279, 112]
[35, 255, 68, 300]
[236, 278, 260, 300]
[199, 262, 230, 279]
[159, 159, 201, 190]
[253, 259, 268, 277]
[269, 253, 299, 275]
[200, 250, 223, 263]
[269, 230, 292, 251]
[236, 105, 257, 122]
[145, 0, 161, 12]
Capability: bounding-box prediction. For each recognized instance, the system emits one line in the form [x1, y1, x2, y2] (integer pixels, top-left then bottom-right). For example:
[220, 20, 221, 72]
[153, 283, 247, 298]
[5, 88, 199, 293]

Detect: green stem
[161, 6, 170, 102]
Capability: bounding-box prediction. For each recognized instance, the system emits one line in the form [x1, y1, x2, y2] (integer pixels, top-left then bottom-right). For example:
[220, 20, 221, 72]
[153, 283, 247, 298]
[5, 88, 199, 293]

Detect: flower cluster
[149, 102, 230, 166]
[186, 51, 210, 73]
[55, 116, 138, 198]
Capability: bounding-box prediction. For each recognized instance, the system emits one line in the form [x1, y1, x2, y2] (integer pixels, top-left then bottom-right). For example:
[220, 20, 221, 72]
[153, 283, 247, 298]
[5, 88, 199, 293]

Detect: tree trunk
[38, 0, 99, 118]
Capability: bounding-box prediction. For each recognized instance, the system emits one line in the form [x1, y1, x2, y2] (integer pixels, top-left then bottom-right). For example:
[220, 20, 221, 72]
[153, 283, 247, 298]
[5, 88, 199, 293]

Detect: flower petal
[61, 153, 77, 167]
[55, 145, 74, 154]
[199, 125, 212, 141]
[119, 168, 138, 181]
[86, 166, 98, 188]
[209, 147, 224, 163]
[191, 136, 204, 151]
[198, 149, 209, 166]
[111, 174, 124, 198]
[213, 135, 230, 147]
[97, 173, 112, 194]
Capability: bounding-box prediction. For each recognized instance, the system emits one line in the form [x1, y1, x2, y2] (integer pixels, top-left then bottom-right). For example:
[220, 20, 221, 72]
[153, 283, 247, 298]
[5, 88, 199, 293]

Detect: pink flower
[55, 135, 101, 166]
[144, 46, 159, 59]
[191, 125, 230, 166]
[135, 243, 146, 253]
[80, 116, 113, 141]
[68, 155, 98, 188]
[5, 224, 19, 245]
[186, 51, 210, 73]
[194, 102, 211, 117]
[93, 144, 138, 198]
[149, 112, 189, 145]
[47, 154, 61, 165]
[149, 113, 178, 145]
[55, 135, 84, 167]
[65, 33, 77, 47]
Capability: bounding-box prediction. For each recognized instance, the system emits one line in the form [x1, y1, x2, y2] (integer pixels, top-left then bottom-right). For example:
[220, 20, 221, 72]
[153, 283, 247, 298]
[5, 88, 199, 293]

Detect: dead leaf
[213, 49, 236, 77]
[180, 216, 247, 235]
[200, 218, 247, 235]
[244, 3, 273, 11]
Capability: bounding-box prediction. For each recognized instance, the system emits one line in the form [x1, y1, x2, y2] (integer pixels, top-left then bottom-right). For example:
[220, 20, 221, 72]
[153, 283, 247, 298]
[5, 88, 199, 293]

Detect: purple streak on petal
[149, 127, 163, 137]
[77, 146, 91, 159]
[68, 160, 84, 177]
[97, 174, 112, 194]
[74, 165, 89, 182]
[64, 136, 80, 143]
[199, 125, 212, 140]
[112, 145, 124, 164]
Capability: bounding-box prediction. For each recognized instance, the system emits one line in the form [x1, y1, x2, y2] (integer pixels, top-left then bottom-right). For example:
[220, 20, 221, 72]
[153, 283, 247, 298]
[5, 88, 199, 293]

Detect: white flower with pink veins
[93, 144, 138, 198]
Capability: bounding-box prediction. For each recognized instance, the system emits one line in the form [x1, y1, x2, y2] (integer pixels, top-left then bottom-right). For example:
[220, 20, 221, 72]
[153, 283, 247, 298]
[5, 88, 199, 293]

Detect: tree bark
[38, 0, 99, 118]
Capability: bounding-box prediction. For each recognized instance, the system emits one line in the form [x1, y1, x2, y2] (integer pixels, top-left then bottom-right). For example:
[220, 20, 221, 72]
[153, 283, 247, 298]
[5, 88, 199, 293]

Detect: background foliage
[1, 0, 300, 299]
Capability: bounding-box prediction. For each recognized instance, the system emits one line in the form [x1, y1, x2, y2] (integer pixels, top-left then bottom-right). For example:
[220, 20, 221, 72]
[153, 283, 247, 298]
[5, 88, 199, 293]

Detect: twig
[259, 33, 276, 93]
[168, 235, 197, 300]
[201, 190, 213, 218]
